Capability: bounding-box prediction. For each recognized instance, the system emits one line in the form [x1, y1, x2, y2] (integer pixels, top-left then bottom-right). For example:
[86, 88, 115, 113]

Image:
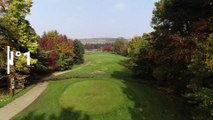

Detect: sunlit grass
[12, 52, 190, 120]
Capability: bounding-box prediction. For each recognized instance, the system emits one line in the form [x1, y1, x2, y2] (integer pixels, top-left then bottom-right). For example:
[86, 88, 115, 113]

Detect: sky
[27, 0, 158, 39]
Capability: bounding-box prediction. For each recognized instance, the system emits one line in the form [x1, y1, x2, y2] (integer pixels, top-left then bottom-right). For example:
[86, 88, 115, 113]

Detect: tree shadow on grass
[16, 107, 90, 120]
[110, 67, 148, 119]
[111, 60, 191, 120]
[110, 60, 133, 81]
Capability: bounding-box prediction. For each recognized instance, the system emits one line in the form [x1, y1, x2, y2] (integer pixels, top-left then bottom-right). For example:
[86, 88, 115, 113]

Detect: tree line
[37, 30, 84, 72]
[84, 37, 128, 55]
[127, 0, 213, 119]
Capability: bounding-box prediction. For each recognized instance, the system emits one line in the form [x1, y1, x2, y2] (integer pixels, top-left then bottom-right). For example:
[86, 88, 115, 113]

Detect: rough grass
[0, 85, 34, 108]
[12, 52, 190, 120]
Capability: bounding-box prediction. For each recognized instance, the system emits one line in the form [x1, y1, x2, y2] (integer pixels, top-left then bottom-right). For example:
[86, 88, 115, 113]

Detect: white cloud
[114, 3, 127, 11]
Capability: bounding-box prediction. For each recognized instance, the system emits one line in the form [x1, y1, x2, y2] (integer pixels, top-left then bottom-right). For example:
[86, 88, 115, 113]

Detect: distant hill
[79, 38, 117, 45]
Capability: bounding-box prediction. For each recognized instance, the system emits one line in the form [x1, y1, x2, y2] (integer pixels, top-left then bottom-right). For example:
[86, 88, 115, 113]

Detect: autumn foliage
[102, 45, 113, 52]
[127, 0, 213, 119]
[39, 31, 75, 71]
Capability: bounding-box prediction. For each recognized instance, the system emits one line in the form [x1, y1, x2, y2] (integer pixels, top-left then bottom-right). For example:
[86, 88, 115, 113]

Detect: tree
[38, 35, 57, 70]
[128, 1, 212, 118]
[2, 0, 38, 52]
[189, 34, 213, 75]
[150, 0, 213, 119]
[84, 43, 95, 50]
[73, 40, 85, 64]
[102, 45, 113, 52]
[113, 37, 128, 56]
[0, 18, 8, 76]
[55, 35, 75, 71]
[45, 30, 59, 40]
[128, 36, 144, 57]
[39, 32, 75, 71]
[0, 0, 9, 16]
[0, 0, 39, 89]
[127, 34, 153, 79]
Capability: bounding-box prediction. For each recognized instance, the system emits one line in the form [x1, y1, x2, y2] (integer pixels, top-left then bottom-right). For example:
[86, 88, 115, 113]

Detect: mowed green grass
[12, 52, 190, 120]
[59, 80, 124, 114]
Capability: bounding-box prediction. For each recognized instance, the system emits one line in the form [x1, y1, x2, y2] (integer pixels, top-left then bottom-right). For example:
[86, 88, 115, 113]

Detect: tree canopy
[113, 38, 128, 56]
[128, 0, 213, 119]
[73, 39, 85, 64]
[0, 0, 39, 88]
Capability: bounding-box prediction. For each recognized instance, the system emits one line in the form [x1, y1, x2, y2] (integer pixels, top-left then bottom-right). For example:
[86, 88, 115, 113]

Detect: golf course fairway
[12, 52, 190, 120]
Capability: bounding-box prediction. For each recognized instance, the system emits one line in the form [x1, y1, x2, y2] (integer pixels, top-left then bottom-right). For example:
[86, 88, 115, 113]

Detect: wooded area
[0, 0, 212, 120]
[127, 0, 213, 119]
[0, 0, 84, 94]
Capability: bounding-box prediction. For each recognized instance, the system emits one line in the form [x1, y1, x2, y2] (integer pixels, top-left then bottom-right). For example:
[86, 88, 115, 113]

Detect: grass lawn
[12, 52, 190, 120]
[0, 85, 35, 108]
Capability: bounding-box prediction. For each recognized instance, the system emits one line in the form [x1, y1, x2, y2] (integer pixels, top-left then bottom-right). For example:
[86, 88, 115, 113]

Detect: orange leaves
[39, 33, 75, 71]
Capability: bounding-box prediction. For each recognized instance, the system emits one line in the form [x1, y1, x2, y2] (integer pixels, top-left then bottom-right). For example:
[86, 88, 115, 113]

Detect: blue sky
[27, 0, 158, 39]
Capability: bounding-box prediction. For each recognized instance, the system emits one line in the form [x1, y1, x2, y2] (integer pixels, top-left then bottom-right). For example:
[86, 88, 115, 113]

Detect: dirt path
[0, 82, 48, 120]
[0, 61, 91, 120]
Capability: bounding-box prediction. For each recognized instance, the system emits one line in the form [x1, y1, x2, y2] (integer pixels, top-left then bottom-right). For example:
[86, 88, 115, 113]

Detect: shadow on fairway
[111, 69, 145, 119]
[110, 60, 191, 120]
[110, 60, 133, 81]
[111, 71, 191, 120]
[17, 107, 90, 120]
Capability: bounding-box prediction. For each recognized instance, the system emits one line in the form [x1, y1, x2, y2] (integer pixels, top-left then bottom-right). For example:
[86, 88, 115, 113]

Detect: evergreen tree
[73, 39, 85, 64]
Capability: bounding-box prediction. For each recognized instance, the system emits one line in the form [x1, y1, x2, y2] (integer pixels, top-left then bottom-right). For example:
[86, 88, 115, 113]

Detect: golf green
[59, 80, 124, 114]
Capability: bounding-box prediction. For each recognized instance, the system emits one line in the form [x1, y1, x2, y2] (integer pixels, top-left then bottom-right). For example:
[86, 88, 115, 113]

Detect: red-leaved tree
[39, 31, 75, 71]
[102, 45, 113, 52]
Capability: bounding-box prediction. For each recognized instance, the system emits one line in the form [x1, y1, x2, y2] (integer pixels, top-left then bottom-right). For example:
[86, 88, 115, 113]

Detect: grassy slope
[13, 52, 190, 120]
